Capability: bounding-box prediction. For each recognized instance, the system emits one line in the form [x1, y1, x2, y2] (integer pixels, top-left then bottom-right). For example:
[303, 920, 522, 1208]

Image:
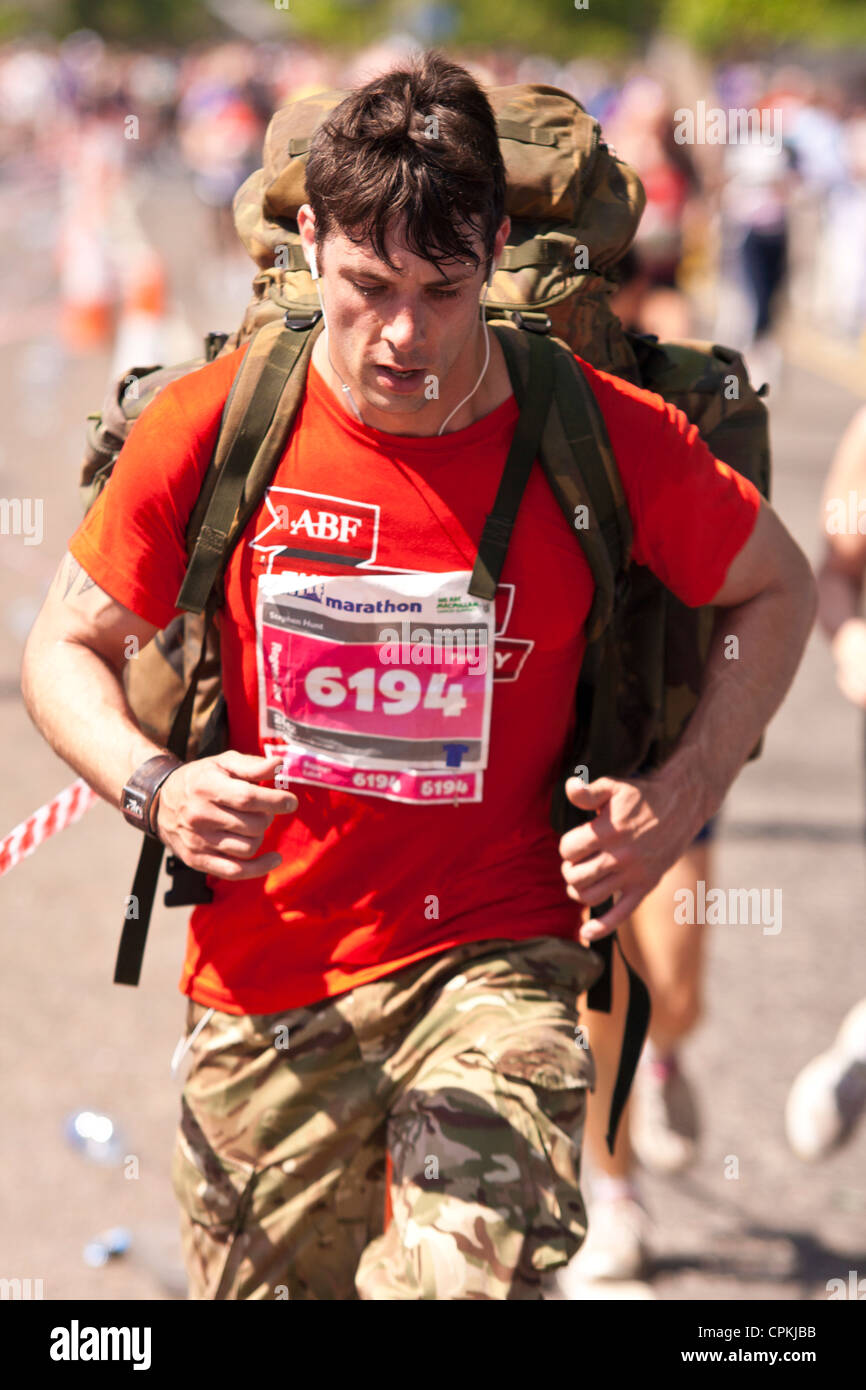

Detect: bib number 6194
[305, 666, 467, 717]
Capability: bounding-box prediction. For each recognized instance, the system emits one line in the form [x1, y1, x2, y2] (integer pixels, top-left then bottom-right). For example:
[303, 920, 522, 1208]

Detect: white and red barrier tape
[0, 779, 100, 879]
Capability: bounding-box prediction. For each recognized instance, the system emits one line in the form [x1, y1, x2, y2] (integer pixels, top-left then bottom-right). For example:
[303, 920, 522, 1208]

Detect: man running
[21, 51, 816, 1300]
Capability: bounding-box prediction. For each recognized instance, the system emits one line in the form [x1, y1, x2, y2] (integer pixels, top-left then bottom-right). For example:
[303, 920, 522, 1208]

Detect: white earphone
[436, 270, 494, 435]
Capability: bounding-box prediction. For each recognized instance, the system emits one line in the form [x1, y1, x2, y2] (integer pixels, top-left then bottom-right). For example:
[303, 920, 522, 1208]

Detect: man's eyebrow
[340, 265, 478, 287]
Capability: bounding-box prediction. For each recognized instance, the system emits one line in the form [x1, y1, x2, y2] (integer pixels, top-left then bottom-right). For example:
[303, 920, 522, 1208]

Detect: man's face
[299, 210, 509, 434]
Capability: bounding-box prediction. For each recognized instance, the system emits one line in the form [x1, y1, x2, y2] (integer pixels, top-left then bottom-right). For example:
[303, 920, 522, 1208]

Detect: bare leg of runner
[578, 921, 638, 1183]
[565, 924, 649, 1282]
[568, 841, 711, 1280]
[629, 841, 709, 1055]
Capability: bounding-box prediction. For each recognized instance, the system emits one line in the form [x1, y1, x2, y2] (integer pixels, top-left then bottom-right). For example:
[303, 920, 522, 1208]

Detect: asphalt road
[0, 166, 864, 1303]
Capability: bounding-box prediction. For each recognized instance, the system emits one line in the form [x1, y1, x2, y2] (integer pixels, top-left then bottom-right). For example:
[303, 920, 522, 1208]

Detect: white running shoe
[566, 1195, 653, 1283]
[785, 998, 866, 1162]
[629, 1050, 700, 1175]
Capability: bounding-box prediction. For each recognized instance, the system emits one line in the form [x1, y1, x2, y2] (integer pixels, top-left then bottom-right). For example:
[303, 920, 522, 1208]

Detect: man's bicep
[707, 498, 810, 607]
[32, 552, 160, 670]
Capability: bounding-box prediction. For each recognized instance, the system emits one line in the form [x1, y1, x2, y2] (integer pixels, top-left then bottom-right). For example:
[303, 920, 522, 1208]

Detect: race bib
[256, 570, 495, 805]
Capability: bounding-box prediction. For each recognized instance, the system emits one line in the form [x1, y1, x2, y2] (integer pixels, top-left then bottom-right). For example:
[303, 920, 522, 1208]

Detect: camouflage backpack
[81, 83, 770, 1154]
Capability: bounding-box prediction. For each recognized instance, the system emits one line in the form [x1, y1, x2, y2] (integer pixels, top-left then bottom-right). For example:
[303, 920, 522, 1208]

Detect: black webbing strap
[468, 329, 554, 600]
[113, 836, 165, 987]
[586, 918, 652, 1156]
[113, 594, 219, 986]
[464, 322, 650, 1152]
[176, 329, 311, 616]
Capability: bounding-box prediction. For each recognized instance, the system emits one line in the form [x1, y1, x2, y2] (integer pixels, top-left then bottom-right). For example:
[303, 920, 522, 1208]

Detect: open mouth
[376, 364, 426, 392]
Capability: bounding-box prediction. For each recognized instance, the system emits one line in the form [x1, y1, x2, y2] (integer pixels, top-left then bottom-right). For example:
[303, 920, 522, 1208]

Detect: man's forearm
[655, 570, 817, 825]
[21, 636, 167, 809]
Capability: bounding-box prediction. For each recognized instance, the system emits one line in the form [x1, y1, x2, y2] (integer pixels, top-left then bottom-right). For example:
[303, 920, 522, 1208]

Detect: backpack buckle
[284, 310, 323, 331]
[204, 331, 229, 363]
[511, 310, 552, 335]
[164, 856, 214, 906]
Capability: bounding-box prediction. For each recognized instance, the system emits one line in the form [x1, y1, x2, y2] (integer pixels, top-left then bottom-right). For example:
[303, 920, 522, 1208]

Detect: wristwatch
[121, 753, 183, 838]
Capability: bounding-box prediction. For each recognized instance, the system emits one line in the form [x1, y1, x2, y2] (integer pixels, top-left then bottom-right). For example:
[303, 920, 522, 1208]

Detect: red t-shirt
[69, 344, 761, 1014]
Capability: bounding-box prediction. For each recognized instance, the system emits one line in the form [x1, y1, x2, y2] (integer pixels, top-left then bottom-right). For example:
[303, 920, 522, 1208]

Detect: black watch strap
[121, 754, 183, 838]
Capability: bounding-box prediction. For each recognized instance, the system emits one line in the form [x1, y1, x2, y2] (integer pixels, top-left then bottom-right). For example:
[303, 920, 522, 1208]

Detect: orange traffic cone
[57, 218, 115, 353]
[111, 244, 169, 376]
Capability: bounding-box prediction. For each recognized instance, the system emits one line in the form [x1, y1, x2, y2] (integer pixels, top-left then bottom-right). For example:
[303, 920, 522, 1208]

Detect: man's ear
[297, 202, 317, 274]
[494, 214, 511, 263]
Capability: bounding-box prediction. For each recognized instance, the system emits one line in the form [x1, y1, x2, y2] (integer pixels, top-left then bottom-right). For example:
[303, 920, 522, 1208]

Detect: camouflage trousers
[171, 934, 605, 1300]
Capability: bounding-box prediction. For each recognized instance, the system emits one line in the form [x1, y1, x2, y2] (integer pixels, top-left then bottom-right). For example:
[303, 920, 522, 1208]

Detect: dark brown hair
[305, 50, 506, 280]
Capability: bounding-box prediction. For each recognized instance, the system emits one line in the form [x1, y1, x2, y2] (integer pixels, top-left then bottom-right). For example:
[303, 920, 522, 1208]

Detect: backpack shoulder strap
[176, 314, 324, 615]
[545, 336, 633, 636]
[114, 315, 323, 990]
[468, 326, 556, 600]
[489, 322, 649, 1159]
[488, 322, 632, 642]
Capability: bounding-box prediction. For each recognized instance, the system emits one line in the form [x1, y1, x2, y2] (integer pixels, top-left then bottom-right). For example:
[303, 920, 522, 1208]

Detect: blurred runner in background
[715, 86, 799, 390]
[784, 405, 866, 1164]
[569, 817, 717, 1283]
[605, 76, 701, 341]
[176, 44, 267, 258]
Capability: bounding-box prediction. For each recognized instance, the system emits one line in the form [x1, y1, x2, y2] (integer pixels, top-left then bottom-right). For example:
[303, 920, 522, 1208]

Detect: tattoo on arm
[58, 555, 98, 601]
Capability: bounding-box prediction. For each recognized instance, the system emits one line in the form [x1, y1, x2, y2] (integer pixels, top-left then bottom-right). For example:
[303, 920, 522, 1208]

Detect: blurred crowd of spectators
[0, 29, 864, 352]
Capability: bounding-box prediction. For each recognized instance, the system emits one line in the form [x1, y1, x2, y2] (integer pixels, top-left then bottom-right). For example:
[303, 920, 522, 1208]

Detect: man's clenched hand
[153, 751, 297, 881]
[559, 768, 706, 945]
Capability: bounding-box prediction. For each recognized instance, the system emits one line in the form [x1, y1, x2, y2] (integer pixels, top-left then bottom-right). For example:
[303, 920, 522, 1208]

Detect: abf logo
[251, 487, 379, 572]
